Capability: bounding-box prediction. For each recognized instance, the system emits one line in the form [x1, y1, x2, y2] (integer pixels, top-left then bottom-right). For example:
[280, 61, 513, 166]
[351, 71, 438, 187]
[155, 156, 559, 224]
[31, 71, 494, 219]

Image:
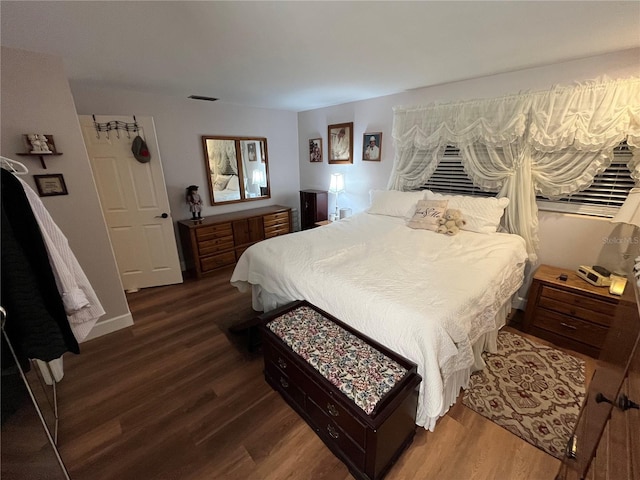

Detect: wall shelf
[17, 152, 63, 169]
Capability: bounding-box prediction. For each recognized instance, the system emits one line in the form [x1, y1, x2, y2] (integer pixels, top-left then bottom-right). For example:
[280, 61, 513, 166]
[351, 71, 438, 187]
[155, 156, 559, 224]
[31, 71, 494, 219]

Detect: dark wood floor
[37, 267, 594, 479]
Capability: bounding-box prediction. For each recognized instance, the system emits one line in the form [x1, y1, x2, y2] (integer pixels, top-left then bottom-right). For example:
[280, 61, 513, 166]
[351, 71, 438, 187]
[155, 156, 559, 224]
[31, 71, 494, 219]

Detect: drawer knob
[617, 394, 640, 411]
[278, 357, 287, 369]
[279, 377, 288, 388]
[327, 424, 339, 439]
[560, 322, 577, 331]
[326, 403, 339, 417]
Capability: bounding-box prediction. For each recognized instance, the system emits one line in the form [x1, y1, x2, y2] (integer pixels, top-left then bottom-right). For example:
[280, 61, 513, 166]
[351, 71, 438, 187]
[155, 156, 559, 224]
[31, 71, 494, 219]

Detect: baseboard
[81, 312, 134, 342]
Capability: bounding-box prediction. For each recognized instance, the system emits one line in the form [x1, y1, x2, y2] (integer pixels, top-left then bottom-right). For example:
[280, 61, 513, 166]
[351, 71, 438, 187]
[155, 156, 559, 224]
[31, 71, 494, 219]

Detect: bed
[230, 190, 528, 430]
[212, 174, 241, 202]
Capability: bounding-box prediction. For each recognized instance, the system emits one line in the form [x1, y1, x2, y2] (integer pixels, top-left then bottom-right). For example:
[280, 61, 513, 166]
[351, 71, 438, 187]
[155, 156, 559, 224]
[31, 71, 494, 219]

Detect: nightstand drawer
[535, 309, 608, 349]
[523, 265, 621, 358]
[538, 288, 614, 327]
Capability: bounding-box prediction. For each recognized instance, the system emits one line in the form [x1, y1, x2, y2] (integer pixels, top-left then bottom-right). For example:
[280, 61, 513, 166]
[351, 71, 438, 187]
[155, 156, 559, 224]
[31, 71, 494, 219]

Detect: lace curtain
[389, 77, 640, 263]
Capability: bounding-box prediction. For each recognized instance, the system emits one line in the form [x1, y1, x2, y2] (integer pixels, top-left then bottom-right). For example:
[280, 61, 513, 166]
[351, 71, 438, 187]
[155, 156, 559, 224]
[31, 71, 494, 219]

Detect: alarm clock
[576, 265, 611, 287]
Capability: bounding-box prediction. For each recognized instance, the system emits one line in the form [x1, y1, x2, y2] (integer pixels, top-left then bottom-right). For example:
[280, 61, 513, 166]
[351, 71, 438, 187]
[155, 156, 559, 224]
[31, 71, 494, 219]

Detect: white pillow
[407, 199, 449, 231]
[226, 175, 240, 191]
[423, 190, 509, 233]
[213, 174, 231, 191]
[368, 190, 426, 218]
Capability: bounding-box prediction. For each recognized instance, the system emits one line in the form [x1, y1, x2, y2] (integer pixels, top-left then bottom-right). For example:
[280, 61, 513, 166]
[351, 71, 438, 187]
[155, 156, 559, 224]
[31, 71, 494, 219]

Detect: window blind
[420, 146, 495, 197]
[536, 143, 634, 215]
[419, 143, 636, 217]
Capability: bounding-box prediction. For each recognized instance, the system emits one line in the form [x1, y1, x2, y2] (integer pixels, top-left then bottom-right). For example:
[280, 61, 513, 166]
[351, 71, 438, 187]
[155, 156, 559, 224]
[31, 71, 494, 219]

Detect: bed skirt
[249, 285, 513, 432]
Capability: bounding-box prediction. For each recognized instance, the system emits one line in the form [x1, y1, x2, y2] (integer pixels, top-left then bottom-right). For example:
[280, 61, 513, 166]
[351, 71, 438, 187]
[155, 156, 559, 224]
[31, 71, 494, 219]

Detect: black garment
[1, 169, 79, 365]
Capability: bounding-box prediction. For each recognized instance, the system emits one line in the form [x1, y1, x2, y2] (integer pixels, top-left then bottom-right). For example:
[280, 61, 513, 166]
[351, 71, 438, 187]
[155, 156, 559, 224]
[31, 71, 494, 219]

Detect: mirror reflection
[240, 140, 269, 198]
[202, 136, 270, 205]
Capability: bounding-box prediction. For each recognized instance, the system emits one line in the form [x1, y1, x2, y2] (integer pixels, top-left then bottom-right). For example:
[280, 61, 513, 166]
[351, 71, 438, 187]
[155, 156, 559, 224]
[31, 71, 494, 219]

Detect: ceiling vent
[188, 95, 218, 102]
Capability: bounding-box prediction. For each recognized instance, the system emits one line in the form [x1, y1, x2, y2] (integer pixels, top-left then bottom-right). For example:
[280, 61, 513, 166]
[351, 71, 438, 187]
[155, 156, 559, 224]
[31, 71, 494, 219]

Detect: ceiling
[2, 1, 639, 112]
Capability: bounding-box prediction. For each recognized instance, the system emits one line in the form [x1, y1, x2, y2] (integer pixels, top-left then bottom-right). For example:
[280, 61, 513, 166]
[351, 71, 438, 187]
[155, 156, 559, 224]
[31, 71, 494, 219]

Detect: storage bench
[259, 300, 422, 480]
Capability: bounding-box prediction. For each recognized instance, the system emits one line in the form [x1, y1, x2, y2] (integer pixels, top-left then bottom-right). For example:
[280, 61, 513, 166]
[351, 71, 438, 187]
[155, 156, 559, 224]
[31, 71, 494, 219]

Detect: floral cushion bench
[260, 300, 422, 480]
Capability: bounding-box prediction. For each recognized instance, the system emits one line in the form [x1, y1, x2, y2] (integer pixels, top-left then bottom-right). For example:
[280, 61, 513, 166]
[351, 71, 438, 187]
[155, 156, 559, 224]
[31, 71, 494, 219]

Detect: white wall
[70, 85, 301, 248]
[1, 47, 132, 340]
[298, 48, 640, 272]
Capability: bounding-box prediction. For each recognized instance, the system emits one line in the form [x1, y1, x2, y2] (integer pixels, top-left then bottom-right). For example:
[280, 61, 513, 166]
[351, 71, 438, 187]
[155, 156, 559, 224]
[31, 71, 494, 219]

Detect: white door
[79, 115, 183, 292]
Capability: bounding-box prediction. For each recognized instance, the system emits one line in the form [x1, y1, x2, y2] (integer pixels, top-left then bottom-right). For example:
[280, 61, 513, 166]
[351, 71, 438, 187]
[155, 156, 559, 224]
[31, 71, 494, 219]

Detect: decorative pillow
[213, 174, 231, 191]
[367, 190, 426, 219]
[226, 175, 240, 191]
[423, 190, 509, 233]
[407, 200, 449, 231]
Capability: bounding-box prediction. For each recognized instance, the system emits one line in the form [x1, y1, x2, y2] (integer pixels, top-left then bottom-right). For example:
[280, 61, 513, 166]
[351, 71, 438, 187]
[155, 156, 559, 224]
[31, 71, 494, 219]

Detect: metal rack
[1, 307, 70, 479]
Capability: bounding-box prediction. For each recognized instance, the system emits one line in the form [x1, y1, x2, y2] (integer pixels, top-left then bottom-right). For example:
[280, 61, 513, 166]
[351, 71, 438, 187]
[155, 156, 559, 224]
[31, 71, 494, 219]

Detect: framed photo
[328, 122, 353, 164]
[309, 138, 322, 163]
[246, 142, 257, 161]
[363, 132, 382, 161]
[33, 174, 68, 197]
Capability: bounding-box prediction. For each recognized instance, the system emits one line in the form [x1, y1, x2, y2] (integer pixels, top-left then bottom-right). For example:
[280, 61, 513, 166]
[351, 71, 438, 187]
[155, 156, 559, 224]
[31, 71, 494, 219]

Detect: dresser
[300, 190, 328, 230]
[260, 301, 421, 480]
[523, 264, 620, 358]
[178, 205, 292, 278]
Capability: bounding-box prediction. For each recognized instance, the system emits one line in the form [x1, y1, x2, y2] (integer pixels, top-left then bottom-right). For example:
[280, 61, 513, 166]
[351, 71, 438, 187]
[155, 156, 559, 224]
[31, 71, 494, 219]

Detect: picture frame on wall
[363, 132, 382, 161]
[309, 138, 322, 163]
[33, 173, 68, 197]
[328, 122, 353, 164]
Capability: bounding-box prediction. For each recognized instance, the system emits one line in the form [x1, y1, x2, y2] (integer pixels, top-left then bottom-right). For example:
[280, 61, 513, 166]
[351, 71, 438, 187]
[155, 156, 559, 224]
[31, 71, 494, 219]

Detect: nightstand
[522, 264, 621, 358]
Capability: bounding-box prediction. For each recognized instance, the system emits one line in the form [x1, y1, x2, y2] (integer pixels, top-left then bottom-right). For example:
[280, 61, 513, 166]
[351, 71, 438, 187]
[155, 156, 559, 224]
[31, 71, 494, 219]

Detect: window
[419, 146, 495, 197]
[418, 144, 635, 217]
[536, 143, 635, 217]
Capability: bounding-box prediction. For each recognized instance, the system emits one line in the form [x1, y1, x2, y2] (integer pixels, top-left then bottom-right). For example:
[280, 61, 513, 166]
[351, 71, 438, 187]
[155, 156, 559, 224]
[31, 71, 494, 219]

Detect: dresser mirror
[202, 136, 270, 205]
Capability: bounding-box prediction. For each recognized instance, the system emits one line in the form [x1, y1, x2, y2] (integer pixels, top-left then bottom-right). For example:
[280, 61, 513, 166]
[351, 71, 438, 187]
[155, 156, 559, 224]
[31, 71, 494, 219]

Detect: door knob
[155, 213, 169, 219]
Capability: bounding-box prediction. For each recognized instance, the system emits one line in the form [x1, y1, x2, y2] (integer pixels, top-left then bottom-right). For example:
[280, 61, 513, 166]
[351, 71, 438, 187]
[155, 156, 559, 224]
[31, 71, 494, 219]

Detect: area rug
[462, 331, 585, 459]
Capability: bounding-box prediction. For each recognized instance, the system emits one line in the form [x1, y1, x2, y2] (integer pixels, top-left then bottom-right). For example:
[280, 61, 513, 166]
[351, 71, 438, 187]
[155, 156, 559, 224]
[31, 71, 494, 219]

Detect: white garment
[331, 134, 350, 160]
[365, 144, 379, 160]
[17, 176, 105, 342]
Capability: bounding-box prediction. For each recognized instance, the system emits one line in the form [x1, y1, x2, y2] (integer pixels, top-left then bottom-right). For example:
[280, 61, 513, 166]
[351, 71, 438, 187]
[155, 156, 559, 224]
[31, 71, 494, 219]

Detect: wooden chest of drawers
[178, 205, 292, 278]
[260, 301, 422, 480]
[523, 265, 620, 358]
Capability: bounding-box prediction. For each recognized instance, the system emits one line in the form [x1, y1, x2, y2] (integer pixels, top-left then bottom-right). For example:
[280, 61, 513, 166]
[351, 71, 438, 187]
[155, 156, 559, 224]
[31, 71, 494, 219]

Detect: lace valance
[389, 77, 640, 267]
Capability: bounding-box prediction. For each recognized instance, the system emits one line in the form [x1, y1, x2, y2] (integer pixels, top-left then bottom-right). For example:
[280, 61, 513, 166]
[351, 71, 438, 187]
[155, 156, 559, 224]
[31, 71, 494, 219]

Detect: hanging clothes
[1, 169, 79, 367]
[14, 174, 105, 341]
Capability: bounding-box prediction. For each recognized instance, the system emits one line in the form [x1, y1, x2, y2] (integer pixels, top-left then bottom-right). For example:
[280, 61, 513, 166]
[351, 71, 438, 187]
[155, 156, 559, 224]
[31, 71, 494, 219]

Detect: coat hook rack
[92, 116, 140, 140]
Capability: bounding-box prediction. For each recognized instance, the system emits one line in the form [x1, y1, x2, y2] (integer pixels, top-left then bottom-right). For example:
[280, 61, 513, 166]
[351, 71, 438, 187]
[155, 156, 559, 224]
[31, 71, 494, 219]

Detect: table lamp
[252, 170, 265, 195]
[329, 173, 345, 221]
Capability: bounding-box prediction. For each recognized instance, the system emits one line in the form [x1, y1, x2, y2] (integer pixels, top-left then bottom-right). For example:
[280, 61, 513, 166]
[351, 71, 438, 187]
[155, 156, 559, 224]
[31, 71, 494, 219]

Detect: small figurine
[28, 134, 51, 153]
[186, 185, 203, 220]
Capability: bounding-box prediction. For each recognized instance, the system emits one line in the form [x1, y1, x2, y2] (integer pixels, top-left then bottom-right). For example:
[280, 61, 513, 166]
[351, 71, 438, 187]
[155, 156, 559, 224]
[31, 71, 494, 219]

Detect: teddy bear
[436, 209, 466, 235]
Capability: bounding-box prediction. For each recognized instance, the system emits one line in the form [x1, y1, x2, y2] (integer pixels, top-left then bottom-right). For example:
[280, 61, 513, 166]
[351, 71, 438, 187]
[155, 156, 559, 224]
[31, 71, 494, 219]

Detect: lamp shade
[611, 188, 640, 227]
[329, 173, 345, 194]
[251, 169, 265, 185]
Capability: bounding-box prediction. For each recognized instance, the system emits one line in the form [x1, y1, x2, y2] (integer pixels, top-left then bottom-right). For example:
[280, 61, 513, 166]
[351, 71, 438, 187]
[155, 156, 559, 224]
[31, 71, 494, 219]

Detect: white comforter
[231, 212, 528, 427]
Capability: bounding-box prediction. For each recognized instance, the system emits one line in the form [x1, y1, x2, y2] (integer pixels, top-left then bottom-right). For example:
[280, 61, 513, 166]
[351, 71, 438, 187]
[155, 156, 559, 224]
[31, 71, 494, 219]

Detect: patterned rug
[462, 331, 585, 459]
